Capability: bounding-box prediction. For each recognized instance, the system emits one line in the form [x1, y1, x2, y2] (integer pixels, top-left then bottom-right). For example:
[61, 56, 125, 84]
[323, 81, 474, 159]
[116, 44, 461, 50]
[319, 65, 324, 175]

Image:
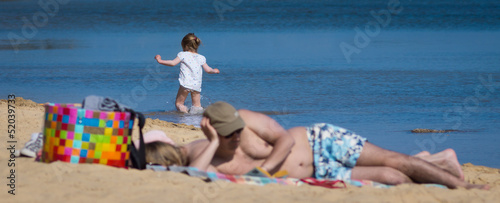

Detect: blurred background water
[1, 0, 499, 167]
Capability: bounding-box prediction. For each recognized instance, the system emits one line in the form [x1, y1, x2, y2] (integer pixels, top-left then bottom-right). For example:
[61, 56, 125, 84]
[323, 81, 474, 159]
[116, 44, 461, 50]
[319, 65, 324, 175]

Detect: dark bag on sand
[41, 95, 147, 169]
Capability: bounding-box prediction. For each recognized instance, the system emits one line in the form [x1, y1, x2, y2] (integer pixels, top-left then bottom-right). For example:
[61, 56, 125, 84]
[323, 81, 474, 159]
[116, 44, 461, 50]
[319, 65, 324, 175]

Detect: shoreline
[0, 98, 499, 202]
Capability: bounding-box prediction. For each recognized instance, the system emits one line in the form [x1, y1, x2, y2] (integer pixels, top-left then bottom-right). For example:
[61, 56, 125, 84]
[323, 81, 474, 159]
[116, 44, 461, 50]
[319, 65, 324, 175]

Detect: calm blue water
[1, 0, 499, 168]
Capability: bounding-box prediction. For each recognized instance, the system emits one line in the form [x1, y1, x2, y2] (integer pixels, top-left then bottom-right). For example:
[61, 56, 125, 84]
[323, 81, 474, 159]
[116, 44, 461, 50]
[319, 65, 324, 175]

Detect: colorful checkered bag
[41, 103, 135, 168]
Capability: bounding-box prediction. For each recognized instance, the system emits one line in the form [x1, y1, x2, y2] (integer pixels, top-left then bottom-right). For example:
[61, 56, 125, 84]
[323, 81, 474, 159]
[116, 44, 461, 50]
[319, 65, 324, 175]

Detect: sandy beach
[1, 98, 499, 203]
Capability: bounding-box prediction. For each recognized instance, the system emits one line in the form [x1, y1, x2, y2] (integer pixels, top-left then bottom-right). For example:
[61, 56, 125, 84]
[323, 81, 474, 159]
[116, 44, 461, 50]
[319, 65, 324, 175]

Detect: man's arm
[187, 117, 219, 171]
[239, 110, 295, 173]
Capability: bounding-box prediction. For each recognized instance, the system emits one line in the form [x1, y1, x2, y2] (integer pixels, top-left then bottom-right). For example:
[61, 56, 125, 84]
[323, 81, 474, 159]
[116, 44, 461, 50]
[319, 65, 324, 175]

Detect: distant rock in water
[411, 128, 459, 133]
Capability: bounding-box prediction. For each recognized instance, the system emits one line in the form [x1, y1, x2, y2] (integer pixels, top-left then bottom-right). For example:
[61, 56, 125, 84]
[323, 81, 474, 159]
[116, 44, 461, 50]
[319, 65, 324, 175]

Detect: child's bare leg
[191, 91, 202, 107]
[175, 86, 189, 113]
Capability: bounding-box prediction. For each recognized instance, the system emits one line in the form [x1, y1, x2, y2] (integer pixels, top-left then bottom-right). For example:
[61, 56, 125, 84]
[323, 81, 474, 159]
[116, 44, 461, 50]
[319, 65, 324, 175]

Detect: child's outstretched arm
[202, 63, 220, 74]
[155, 55, 181, 67]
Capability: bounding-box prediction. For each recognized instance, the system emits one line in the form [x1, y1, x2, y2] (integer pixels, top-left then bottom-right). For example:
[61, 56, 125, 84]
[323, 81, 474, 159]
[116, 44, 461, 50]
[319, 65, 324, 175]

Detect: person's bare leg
[175, 86, 189, 113]
[414, 151, 430, 157]
[191, 91, 201, 107]
[413, 149, 464, 180]
[356, 142, 488, 190]
[351, 166, 412, 185]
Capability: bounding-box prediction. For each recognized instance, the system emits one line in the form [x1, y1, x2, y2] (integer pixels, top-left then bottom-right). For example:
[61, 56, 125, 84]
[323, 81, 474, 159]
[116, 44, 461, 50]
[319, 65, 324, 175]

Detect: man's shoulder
[238, 109, 277, 125]
[237, 108, 251, 113]
[238, 109, 262, 119]
[238, 109, 265, 128]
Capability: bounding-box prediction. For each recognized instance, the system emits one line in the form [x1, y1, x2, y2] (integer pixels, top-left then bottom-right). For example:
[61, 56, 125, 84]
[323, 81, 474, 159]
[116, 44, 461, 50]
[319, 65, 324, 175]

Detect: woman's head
[145, 141, 187, 166]
[181, 33, 201, 52]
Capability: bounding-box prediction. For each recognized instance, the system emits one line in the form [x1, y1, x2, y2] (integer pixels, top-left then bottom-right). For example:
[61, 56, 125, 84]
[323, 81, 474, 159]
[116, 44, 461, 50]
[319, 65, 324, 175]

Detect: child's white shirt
[177, 51, 206, 92]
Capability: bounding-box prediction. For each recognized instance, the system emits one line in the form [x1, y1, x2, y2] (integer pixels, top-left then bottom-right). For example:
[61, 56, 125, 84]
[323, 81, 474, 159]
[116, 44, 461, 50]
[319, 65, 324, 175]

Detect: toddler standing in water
[155, 33, 220, 113]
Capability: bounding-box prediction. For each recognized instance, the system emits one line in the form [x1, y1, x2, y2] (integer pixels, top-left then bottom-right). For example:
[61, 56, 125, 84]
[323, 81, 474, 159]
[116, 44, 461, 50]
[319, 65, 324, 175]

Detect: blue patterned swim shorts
[306, 123, 367, 180]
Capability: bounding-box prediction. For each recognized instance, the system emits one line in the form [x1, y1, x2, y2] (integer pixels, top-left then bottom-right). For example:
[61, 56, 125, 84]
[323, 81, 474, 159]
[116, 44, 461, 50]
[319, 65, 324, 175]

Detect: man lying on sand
[146, 101, 488, 190]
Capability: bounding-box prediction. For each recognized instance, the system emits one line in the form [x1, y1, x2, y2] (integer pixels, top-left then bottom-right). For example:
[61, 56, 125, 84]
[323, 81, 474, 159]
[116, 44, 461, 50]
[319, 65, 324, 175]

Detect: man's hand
[189, 117, 220, 171]
[201, 117, 219, 142]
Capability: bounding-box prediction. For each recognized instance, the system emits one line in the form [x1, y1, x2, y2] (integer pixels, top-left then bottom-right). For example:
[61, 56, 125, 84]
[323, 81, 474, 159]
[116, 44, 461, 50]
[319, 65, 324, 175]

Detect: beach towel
[148, 165, 304, 186]
[146, 165, 443, 189]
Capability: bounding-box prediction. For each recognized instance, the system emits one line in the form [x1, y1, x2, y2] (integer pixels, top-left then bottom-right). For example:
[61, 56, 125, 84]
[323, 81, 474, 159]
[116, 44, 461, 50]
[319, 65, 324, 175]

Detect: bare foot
[176, 104, 189, 113]
[465, 183, 490, 190]
[415, 149, 464, 180]
[434, 149, 464, 181]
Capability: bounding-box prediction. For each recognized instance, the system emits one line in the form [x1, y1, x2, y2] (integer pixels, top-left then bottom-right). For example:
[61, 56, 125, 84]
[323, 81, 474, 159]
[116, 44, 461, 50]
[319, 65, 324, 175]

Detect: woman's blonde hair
[181, 33, 201, 52]
[145, 141, 187, 166]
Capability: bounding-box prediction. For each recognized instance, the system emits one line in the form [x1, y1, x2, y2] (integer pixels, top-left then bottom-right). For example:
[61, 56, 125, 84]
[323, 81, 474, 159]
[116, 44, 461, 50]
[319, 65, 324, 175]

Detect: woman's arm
[187, 117, 220, 171]
[155, 55, 181, 67]
[202, 63, 220, 74]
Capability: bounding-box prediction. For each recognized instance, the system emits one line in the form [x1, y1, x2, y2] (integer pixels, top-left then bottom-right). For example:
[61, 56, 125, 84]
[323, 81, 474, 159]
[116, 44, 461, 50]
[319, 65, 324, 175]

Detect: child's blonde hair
[145, 141, 187, 166]
[181, 33, 201, 52]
